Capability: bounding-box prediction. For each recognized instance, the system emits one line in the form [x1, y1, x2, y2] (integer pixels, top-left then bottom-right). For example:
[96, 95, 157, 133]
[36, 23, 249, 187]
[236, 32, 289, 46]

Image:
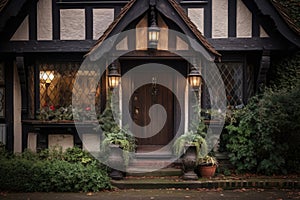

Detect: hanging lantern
[188, 65, 201, 90]
[148, 6, 160, 49]
[108, 62, 121, 89]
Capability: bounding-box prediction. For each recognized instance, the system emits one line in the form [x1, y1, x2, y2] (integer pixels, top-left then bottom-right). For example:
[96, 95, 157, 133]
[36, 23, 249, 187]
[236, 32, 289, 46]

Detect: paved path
[1, 189, 299, 200]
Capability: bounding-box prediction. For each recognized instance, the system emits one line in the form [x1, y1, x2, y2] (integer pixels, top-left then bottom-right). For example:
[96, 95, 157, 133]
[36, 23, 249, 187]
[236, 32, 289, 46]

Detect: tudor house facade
[0, 0, 298, 153]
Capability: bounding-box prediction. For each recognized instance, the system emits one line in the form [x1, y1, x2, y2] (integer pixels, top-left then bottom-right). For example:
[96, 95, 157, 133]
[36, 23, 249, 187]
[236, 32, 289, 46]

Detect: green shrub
[269, 51, 300, 89]
[225, 51, 300, 175]
[0, 147, 111, 192]
[63, 146, 95, 165]
[37, 146, 96, 166]
[225, 85, 300, 175]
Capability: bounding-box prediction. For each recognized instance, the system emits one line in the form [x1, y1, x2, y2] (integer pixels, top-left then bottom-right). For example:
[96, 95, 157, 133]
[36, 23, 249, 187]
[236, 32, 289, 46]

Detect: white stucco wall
[116, 37, 128, 50]
[13, 63, 22, 153]
[136, 15, 148, 50]
[188, 8, 204, 34]
[82, 134, 100, 152]
[60, 9, 85, 40]
[236, 0, 252, 38]
[212, 0, 228, 38]
[10, 16, 29, 41]
[176, 36, 189, 50]
[27, 133, 37, 152]
[48, 134, 74, 151]
[157, 14, 168, 50]
[37, 0, 52, 40]
[260, 25, 269, 38]
[93, 9, 114, 40]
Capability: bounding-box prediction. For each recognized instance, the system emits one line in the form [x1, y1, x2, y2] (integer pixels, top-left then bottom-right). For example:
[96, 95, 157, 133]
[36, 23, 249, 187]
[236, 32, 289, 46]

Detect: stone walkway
[1, 189, 300, 200]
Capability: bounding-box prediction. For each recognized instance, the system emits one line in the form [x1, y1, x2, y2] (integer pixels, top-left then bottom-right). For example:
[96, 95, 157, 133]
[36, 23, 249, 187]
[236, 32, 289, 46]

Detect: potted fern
[97, 93, 136, 180]
[173, 119, 208, 180]
[173, 132, 207, 180]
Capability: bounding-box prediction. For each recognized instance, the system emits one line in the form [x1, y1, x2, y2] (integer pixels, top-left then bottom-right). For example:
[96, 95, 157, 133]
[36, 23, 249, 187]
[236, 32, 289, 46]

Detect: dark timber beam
[0, 40, 95, 53]
[0, 0, 28, 31]
[208, 38, 288, 51]
[0, 38, 289, 53]
[16, 56, 28, 120]
[56, 1, 130, 5]
[5, 60, 13, 152]
[228, 0, 237, 37]
[0, 0, 37, 43]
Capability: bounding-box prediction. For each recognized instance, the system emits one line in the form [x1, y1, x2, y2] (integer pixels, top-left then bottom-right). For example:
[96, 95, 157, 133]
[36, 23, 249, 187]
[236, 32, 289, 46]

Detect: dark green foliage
[0, 147, 111, 192]
[36, 146, 96, 165]
[269, 51, 300, 89]
[97, 92, 120, 135]
[225, 52, 300, 175]
[226, 86, 300, 175]
[63, 146, 95, 165]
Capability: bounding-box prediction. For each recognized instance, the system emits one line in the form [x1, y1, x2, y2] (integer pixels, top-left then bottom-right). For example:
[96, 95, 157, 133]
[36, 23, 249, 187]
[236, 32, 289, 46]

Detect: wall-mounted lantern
[188, 63, 201, 90]
[148, 6, 160, 49]
[108, 61, 121, 89]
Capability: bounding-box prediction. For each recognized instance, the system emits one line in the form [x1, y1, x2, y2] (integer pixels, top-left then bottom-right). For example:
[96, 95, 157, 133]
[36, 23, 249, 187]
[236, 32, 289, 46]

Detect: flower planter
[108, 144, 124, 180]
[199, 165, 217, 178]
[182, 145, 198, 180]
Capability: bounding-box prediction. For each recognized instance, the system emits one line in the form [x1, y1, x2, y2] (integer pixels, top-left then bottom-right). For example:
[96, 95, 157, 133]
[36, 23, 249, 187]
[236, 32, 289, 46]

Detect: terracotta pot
[199, 165, 217, 178]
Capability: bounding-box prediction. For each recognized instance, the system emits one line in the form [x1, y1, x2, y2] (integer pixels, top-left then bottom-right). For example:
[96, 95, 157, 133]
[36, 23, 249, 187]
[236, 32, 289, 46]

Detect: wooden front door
[121, 59, 187, 148]
[130, 83, 174, 145]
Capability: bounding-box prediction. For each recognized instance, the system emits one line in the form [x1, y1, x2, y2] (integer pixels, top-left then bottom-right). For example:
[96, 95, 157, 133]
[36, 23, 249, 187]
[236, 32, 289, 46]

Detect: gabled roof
[242, 0, 300, 47]
[271, 0, 300, 36]
[87, 0, 137, 56]
[166, 0, 220, 56]
[87, 0, 221, 58]
[0, 0, 9, 13]
[0, 0, 30, 42]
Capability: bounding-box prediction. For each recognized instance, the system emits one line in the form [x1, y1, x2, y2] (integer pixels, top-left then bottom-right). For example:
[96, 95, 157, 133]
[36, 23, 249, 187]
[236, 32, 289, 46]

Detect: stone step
[126, 167, 182, 177]
[134, 152, 174, 159]
[111, 177, 300, 190]
[129, 158, 175, 168]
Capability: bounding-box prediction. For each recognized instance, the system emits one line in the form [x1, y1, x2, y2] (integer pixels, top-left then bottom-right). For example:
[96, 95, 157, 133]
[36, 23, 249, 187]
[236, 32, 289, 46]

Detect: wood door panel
[130, 84, 174, 145]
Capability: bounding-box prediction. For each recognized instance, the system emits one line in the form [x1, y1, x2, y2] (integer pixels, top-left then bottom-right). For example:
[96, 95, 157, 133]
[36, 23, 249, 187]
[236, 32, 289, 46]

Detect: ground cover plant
[0, 145, 111, 192]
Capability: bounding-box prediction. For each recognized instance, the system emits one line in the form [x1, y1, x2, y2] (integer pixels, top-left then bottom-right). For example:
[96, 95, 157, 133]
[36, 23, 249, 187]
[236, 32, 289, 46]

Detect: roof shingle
[0, 0, 9, 12]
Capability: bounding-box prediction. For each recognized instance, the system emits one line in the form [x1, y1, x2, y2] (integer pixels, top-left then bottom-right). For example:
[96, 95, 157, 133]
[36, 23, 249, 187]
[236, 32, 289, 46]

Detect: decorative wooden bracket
[149, 0, 157, 6]
[256, 50, 271, 91]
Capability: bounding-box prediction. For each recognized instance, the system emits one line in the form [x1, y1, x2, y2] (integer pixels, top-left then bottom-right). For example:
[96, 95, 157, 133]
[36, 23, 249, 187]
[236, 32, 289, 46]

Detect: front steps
[112, 148, 300, 190]
[126, 146, 182, 177]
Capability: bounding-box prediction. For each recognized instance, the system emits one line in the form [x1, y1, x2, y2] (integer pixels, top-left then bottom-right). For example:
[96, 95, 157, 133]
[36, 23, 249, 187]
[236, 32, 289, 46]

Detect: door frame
[118, 57, 188, 147]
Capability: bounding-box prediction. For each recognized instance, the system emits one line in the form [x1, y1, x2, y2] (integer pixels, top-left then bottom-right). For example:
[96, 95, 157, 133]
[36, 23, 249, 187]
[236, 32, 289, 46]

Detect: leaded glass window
[38, 62, 102, 112]
[202, 62, 244, 109]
